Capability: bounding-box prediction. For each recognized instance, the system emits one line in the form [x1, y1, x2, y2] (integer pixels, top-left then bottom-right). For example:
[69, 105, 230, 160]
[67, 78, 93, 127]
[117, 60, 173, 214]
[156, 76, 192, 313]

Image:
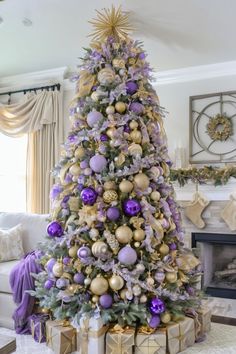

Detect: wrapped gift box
[197, 307, 211, 336]
[46, 320, 76, 354]
[106, 325, 135, 354]
[29, 313, 49, 343]
[166, 317, 195, 354]
[134, 327, 166, 354]
[76, 316, 108, 354]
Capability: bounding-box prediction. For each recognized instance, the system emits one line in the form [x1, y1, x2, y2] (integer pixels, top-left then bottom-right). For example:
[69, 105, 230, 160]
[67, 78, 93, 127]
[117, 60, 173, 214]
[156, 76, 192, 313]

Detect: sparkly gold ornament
[106, 127, 117, 138]
[92, 241, 108, 257]
[103, 190, 118, 203]
[52, 262, 64, 277]
[109, 274, 124, 290]
[128, 143, 143, 157]
[88, 5, 133, 42]
[129, 120, 139, 130]
[115, 101, 126, 113]
[74, 147, 85, 159]
[68, 246, 78, 258]
[134, 173, 150, 191]
[68, 284, 79, 293]
[150, 191, 161, 201]
[92, 295, 99, 303]
[130, 216, 145, 229]
[97, 68, 116, 85]
[115, 225, 133, 243]
[106, 105, 115, 115]
[130, 129, 142, 143]
[90, 276, 109, 295]
[133, 229, 145, 241]
[112, 58, 126, 69]
[85, 266, 93, 275]
[165, 272, 177, 283]
[159, 244, 170, 256]
[120, 288, 128, 300]
[161, 312, 171, 324]
[104, 181, 117, 190]
[119, 179, 133, 193]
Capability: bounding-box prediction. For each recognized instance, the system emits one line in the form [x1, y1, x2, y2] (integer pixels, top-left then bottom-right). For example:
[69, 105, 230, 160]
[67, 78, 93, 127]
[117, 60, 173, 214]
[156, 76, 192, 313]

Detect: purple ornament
[89, 154, 107, 173]
[154, 271, 165, 283]
[50, 184, 62, 200]
[81, 187, 97, 205]
[80, 160, 89, 169]
[62, 295, 72, 303]
[46, 258, 56, 272]
[149, 315, 160, 328]
[123, 199, 141, 216]
[139, 52, 146, 60]
[44, 279, 54, 290]
[126, 81, 138, 95]
[130, 102, 144, 115]
[63, 257, 71, 265]
[87, 111, 103, 127]
[73, 272, 85, 285]
[99, 294, 113, 309]
[77, 246, 91, 259]
[106, 207, 120, 221]
[169, 243, 177, 251]
[149, 297, 165, 315]
[118, 246, 137, 265]
[56, 278, 69, 289]
[47, 221, 63, 238]
[100, 134, 109, 142]
[186, 286, 195, 296]
[123, 125, 131, 133]
[77, 183, 84, 191]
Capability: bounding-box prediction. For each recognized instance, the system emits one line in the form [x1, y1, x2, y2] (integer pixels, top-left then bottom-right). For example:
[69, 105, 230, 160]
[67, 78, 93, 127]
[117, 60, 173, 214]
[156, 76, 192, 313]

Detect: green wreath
[206, 114, 233, 141]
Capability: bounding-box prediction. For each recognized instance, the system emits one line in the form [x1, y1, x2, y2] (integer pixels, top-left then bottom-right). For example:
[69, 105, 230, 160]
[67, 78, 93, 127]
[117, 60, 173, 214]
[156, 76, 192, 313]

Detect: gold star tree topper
[88, 5, 133, 42]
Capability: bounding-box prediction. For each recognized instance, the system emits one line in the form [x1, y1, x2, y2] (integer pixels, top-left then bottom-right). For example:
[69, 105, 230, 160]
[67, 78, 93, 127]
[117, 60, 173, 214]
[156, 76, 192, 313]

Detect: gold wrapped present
[134, 326, 166, 354]
[46, 320, 76, 354]
[106, 325, 135, 354]
[166, 317, 195, 354]
[197, 307, 211, 336]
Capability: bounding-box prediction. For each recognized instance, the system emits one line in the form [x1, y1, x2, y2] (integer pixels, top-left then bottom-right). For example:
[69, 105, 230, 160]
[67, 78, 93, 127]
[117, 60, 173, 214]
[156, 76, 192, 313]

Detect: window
[0, 133, 27, 212]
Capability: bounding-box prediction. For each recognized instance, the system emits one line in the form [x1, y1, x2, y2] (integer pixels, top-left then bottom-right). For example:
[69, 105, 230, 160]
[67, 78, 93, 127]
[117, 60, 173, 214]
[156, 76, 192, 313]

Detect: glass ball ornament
[92, 295, 99, 303]
[68, 246, 78, 258]
[99, 294, 113, 309]
[109, 275, 124, 291]
[84, 168, 92, 176]
[132, 284, 141, 296]
[103, 190, 118, 203]
[115, 225, 133, 244]
[133, 229, 145, 241]
[150, 191, 161, 201]
[80, 187, 97, 205]
[56, 278, 69, 289]
[149, 315, 161, 329]
[74, 146, 86, 159]
[165, 272, 177, 283]
[87, 110, 103, 127]
[52, 262, 64, 277]
[44, 279, 54, 290]
[129, 102, 144, 115]
[161, 312, 171, 324]
[100, 134, 108, 142]
[47, 221, 63, 238]
[126, 81, 138, 95]
[115, 101, 126, 114]
[106, 105, 115, 115]
[139, 294, 147, 303]
[119, 180, 133, 193]
[134, 173, 150, 191]
[123, 198, 141, 216]
[90, 276, 109, 295]
[136, 263, 145, 273]
[97, 68, 115, 85]
[73, 272, 85, 285]
[149, 297, 165, 315]
[155, 270, 165, 283]
[91, 241, 108, 258]
[159, 244, 170, 256]
[118, 246, 137, 265]
[77, 246, 91, 260]
[106, 206, 120, 221]
[84, 278, 91, 286]
[45, 258, 56, 272]
[89, 154, 107, 173]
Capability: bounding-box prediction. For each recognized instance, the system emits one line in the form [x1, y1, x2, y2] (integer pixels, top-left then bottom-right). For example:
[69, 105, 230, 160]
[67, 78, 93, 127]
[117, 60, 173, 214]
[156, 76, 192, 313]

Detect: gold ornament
[130, 130, 142, 143]
[91, 91, 100, 102]
[88, 5, 133, 42]
[97, 68, 116, 85]
[92, 295, 99, 303]
[112, 58, 126, 69]
[104, 181, 117, 190]
[90, 276, 109, 295]
[41, 308, 50, 314]
[68, 197, 79, 212]
[159, 244, 170, 256]
[132, 284, 141, 296]
[74, 70, 96, 99]
[134, 173, 150, 191]
[68, 284, 79, 294]
[130, 216, 145, 229]
[146, 276, 155, 286]
[150, 191, 161, 201]
[103, 190, 118, 203]
[161, 312, 171, 324]
[74, 147, 85, 159]
[109, 274, 124, 290]
[115, 101, 126, 113]
[62, 272, 73, 281]
[106, 127, 117, 138]
[120, 288, 128, 300]
[84, 278, 91, 286]
[165, 272, 177, 283]
[128, 143, 143, 157]
[133, 229, 145, 241]
[78, 205, 97, 227]
[69, 163, 81, 177]
[52, 262, 64, 277]
[106, 105, 115, 115]
[115, 225, 133, 243]
[129, 120, 139, 130]
[115, 153, 126, 166]
[134, 241, 140, 248]
[176, 253, 200, 272]
[91, 241, 108, 257]
[119, 179, 133, 193]
[140, 295, 147, 303]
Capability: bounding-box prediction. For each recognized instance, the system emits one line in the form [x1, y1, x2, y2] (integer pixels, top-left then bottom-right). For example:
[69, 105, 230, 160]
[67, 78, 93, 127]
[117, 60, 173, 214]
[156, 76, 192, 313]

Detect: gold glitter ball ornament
[165, 272, 178, 283]
[115, 225, 133, 243]
[103, 190, 118, 203]
[68, 246, 78, 258]
[134, 173, 150, 191]
[109, 274, 124, 290]
[119, 179, 133, 193]
[98, 68, 116, 86]
[92, 295, 99, 303]
[90, 276, 109, 295]
[106, 127, 117, 138]
[115, 101, 126, 113]
[129, 120, 139, 130]
[159, 244, 170, 256]
[52, 262, 64, 277]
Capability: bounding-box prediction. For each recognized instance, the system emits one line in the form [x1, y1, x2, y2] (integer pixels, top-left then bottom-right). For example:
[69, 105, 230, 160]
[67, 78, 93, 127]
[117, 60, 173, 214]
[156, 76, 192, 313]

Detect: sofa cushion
[0, 212, 49, 254]
[0, 224, 24, 262]
[0, 260, 19, 293]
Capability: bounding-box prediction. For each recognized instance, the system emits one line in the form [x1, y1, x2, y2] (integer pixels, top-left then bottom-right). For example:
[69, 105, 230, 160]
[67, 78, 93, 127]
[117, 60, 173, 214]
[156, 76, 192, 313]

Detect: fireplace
[192, 232, 236, 299]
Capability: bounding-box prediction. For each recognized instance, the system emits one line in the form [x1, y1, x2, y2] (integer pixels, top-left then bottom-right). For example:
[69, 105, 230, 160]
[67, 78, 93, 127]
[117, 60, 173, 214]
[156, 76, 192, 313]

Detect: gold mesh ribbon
[78, 318, 108, 354]
[137, 326, 156, 335]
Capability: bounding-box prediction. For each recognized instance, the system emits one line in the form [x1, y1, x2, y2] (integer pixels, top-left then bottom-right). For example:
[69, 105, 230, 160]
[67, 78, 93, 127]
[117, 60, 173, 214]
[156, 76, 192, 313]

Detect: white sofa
[0, 212, 48, 329]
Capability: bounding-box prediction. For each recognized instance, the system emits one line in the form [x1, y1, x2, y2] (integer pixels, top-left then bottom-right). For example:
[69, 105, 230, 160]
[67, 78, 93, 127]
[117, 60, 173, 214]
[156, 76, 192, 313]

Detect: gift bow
[108, 325, 135, 354]
[78, 318, 108, 354]
[46, 320, 76, 354]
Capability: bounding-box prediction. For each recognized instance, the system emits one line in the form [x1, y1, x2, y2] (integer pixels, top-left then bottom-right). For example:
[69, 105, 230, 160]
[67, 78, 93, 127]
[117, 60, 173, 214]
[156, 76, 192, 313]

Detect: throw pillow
[0, 224, 24, 262]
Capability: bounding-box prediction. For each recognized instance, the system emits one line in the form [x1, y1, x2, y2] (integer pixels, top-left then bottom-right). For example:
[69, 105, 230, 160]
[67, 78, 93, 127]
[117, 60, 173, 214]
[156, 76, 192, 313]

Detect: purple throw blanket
[9, 251, 41, 334]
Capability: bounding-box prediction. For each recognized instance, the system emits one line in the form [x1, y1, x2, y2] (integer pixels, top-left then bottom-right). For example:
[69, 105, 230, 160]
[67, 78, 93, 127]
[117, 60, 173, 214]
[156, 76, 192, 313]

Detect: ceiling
[1, 0, 236, 78]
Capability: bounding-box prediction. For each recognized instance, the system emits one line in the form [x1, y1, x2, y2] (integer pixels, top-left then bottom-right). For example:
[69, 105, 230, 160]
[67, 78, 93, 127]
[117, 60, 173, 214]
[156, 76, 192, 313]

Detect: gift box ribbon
[46, 321, 76, 354]
[78, 318, 108, 354]
[107, 325, 135, 354]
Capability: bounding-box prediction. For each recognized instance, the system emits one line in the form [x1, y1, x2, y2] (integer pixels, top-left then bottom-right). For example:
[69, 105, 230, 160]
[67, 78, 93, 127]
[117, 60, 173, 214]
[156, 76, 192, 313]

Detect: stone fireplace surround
[173, 178, 236, 322]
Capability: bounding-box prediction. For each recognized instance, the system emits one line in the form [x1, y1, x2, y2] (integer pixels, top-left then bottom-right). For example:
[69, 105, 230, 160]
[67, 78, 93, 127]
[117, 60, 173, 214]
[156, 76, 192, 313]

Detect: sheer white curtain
[0, 89, 64, 213]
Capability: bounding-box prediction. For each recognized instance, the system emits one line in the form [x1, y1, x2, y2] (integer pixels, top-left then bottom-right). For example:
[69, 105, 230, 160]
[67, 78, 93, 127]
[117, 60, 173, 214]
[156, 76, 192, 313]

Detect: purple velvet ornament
[63, 257, 71, 265]
[77, 246, 91, 259]
[149, 297, 165, 315]
[46, 258, 56, 272]
[118, 246, 137, 265]
[149, 315, 160, 328]
[47, 221, 63, 238]
[80, 187, 97, 205]
[87, 111, 103, 127]
[130, 102, 144, 115]
[73, 272, 85, 285]
[80, 160, 89, 169]
[89, 154, 107, 173]
[126, 81, 138, 95]
[123, 199, 141, 216]
[44, 279, 54, 290]
[99, 294, 113, 309]
[106, 207, 120, 221]
[100, 134, 109, 142]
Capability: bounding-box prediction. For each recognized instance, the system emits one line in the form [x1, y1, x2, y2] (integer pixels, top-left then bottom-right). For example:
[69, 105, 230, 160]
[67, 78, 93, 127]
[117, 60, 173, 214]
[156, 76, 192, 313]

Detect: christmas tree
[33, 6, 202, 328]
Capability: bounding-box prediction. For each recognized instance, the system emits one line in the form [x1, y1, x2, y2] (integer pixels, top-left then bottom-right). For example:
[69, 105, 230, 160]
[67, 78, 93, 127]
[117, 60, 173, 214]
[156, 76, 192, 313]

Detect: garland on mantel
[170, 165, 236, 187]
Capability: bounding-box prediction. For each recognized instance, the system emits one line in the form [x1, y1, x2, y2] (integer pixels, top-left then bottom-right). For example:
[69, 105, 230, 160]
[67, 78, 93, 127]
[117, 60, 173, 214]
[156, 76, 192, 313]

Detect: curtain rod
[0, 83, 61, 97]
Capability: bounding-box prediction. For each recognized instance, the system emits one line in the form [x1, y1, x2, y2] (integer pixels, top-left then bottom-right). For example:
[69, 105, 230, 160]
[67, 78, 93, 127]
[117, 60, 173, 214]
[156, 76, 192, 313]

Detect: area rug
[0, 323, 235, 354]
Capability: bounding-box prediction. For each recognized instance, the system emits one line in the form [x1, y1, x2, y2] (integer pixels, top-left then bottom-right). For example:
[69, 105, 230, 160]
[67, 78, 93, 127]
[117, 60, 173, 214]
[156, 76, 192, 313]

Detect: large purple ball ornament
[149, 315, 161, 328]
[123, 199, 141, 216]
[47, 221, 63, 238]
[77, 246, 91, 259]
[44, 279, 55, 290]
[130, 102, 144, 115]
[81, 187, 97, 205]
[99, 294, 113, 309]
[106, 207, 120, 221]
[89, 154, 107, 173]
[126, 81, 138, 95]
[149, 297, 165, 315]
[87, 111, 103, 128]
[73, 272, 85, 285]
[118, 246, 137, 265]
